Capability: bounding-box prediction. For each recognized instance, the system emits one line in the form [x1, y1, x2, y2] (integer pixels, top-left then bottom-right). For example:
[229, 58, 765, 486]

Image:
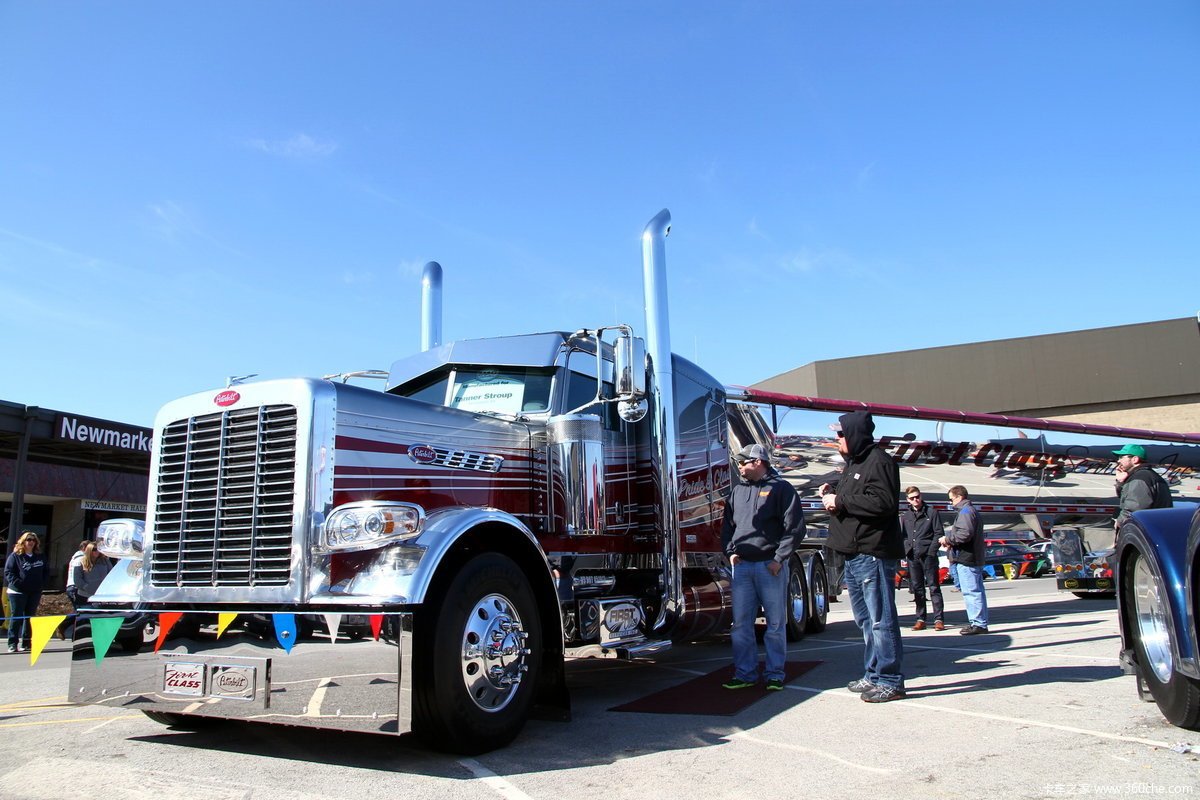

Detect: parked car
[1026, 540, 1058, 569]
[984, 544, 1051, 578]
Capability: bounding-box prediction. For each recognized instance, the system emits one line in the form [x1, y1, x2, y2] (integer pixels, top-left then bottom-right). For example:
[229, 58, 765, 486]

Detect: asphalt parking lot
[2, 577, 1197, 800]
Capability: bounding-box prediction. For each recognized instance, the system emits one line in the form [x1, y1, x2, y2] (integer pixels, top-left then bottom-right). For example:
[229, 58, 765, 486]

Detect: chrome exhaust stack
[420, 261, 443, 351]
[641, 209, 682, 634]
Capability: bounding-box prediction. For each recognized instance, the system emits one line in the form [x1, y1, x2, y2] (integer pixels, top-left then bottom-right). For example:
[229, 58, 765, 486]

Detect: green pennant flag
[91, 617, 124, 664]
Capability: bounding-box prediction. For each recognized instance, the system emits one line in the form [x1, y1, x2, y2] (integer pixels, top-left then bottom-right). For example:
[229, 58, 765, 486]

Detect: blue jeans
[844, 554, 904, 689]
[6, 590, 40, 647]
[954, 564, 989, 628]
[730, 559, 789, 682]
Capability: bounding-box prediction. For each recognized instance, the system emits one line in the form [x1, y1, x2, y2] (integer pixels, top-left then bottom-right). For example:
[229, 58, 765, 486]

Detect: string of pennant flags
[5, 610, 393, 667]
[7, 564, 1026, 667]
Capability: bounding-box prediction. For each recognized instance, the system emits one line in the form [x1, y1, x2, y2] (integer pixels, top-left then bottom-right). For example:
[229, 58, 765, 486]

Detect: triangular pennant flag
[29, 616, 66, 665]
[273, 614, 297, 653]
[370, 614, 383, 641]
[1002, 563, 1015, 580]
[323, 613, 342, 644]
[90, 617, 124, 664]
[217, 613, 238, 638]
[983, 565, 996, 579]
[155, 612, 184, 652]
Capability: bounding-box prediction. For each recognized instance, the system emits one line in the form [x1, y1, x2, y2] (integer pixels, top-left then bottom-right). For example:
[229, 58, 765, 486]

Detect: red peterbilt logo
[215, 671, 250, 693]
[409, 444, 437, 463]
[214, 390, 240, 407]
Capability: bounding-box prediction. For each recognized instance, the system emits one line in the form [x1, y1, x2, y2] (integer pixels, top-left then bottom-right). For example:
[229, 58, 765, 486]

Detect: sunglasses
[835, 431, 845, 438]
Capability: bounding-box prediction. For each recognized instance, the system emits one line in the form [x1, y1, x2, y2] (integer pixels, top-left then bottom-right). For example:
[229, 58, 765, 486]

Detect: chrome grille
[150, 405, 298, 587]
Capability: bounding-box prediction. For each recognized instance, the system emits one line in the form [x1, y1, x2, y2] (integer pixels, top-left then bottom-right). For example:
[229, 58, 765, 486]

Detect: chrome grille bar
[150, 405, 298, 587]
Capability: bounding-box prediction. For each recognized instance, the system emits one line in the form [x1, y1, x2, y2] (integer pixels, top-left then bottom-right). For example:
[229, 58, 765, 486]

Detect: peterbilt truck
[70, 210, 833, 754]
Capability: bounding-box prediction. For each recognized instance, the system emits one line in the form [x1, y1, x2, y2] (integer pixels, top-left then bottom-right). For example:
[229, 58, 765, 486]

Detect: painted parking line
[0, 714, 141, 729]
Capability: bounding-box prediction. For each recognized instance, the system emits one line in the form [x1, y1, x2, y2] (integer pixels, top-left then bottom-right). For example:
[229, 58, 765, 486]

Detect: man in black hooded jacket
[819, 410, 905, 702]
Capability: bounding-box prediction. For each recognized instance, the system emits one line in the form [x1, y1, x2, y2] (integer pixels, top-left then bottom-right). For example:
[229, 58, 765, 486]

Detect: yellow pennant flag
[1002, 563, 1015, 580]
[29, 616, 67, 666]
[217, 613, 238, 638]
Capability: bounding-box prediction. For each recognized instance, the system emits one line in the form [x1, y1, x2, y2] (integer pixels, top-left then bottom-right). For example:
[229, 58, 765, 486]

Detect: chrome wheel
[1131, 555, 1173, 684]
[460, 592, 531, 712]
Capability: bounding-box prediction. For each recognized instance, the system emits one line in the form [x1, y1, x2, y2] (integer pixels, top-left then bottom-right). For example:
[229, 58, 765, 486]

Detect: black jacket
[826, 410, 904, 559]
[1116, 464, 1173, 524]
[721, 468, 805, 563]
[4, 551, 48, 594]
[901, 503, 944, 558]
[945, 499, 985, 567]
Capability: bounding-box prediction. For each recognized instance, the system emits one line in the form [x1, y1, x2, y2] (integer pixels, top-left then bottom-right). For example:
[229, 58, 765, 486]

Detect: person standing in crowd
[941, 486, 988, 635]
[5, 531, 49, 653]
[72, 542, 112, 605]
[1112, 444, 1172, 529]
[721, 443, 805, 691]
[901, 486, 945, 631]
[65, 540, 90, 609]
[820, 410, 906, 703]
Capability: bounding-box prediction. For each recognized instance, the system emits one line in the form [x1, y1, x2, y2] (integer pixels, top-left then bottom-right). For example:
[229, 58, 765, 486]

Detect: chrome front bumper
[68, 611, 414, 736]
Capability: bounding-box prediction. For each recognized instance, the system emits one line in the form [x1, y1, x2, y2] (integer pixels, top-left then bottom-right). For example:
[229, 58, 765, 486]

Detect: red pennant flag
[155, 612, 184, 652]
[370, 614, 383, 641]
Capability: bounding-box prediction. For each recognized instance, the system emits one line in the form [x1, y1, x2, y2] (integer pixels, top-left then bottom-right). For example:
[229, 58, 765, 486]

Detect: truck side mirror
[614, 334, 647, 399]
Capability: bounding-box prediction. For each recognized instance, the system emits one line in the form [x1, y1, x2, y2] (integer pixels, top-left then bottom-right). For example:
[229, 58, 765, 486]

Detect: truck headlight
[321, 502, 424, 552]
[97, 518, 145, 561]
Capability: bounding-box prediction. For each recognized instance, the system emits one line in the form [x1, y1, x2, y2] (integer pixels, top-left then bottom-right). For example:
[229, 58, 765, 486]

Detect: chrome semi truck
[70, 210, 833, 754]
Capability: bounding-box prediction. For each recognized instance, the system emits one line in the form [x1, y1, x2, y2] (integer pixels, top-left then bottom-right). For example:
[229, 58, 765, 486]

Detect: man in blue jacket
[820, 410, 906, 703]
[720, 443, 805, 691]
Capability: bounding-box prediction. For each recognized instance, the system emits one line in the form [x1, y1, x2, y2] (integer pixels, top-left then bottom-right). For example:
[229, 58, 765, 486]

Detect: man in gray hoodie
[720, 443, 805, 690]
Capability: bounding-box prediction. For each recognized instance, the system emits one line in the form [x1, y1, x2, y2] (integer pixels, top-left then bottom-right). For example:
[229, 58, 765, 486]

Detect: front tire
[1125, 550, 1200, 730]
[413, 553, 541, 754]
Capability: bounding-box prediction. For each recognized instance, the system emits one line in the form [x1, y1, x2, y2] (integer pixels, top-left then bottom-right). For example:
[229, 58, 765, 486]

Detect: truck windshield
[393, 367, 555, 416]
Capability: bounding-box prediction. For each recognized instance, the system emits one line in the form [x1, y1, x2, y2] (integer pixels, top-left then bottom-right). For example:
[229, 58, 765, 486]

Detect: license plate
[162, 662, 206, 696]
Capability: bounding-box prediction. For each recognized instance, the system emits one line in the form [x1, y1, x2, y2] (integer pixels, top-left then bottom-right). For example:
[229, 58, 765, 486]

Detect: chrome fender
[1116, 503, 1200, 681]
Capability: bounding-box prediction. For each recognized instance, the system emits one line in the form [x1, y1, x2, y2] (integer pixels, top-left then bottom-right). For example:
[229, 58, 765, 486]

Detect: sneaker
[722, 678, 756, 690]
[847, 677, 875, 693]
[959, 625, 989, 636]
[912, 620, 927, 631]
[765, 678, 785, 691]
[6, 644, 15, 654]
[861, 685, 906, 703]
[934, 620, 945, 631]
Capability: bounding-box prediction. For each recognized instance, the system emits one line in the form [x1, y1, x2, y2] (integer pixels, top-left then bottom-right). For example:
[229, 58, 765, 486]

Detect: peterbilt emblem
[215, 670, 249, 693]
[214, 390, 240, 407]
[409, 445, 437, 464]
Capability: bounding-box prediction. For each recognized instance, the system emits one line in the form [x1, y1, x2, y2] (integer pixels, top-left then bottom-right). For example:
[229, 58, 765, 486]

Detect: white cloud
[246, 132, 338, 159]
[341, 269, 375, 285]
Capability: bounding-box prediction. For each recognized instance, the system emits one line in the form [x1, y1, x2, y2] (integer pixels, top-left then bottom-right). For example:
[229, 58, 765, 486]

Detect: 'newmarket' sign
[53, 413, 153, 453]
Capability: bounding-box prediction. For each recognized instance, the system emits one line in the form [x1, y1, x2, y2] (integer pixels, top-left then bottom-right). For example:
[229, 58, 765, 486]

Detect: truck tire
[141, 710, 218, 729]
[1124, 550, 1200, 730]
[804, 555, 829, 633]
[413, 553, 541, 754]
[784, 556, 809, 642]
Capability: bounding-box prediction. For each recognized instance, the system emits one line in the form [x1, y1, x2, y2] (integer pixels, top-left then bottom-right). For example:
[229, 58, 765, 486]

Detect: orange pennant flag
[29, 616, 66, 665]
[155, 612, 184, 652]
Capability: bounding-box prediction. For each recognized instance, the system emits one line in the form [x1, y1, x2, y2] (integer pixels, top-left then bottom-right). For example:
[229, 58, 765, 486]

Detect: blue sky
[2, 2, 1197, 430]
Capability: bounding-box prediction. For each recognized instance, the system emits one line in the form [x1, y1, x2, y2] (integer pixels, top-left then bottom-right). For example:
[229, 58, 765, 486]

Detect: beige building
[754, 317, 1200, 433]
